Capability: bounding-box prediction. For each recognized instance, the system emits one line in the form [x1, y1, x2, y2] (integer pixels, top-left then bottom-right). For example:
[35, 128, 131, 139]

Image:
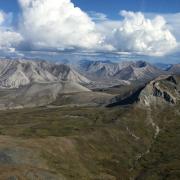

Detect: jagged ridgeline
[0, 59, 175, 109]
[0, 59, 90, 88]
[139, 75, 180, 106]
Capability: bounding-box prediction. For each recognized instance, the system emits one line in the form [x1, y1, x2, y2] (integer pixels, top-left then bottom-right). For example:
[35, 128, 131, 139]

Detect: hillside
[0, 59, 179, 179]
[168, 64, 180, 75]
[76, 60, 166, 88]
[0, 81, 90, 110]
[0, 59, 90, 88]
[139, 75, 180, 106]
[0, 101, 179, 179]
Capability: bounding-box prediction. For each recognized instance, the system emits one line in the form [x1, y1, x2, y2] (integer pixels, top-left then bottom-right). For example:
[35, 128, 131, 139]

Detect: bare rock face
[78, 60, 165, 81]
[77, 60, 165, 88]
[139, 75, 180, 106]
[0, 59, 90, 89]
[0, 59, 91, 110]
[168, 64, 180, 75]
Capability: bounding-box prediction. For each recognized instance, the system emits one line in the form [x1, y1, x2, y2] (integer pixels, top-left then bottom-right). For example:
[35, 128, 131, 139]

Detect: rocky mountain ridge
[139, 75, 180, 106]
[0, 59, 90, 88]
[77, 60, 166, 87]
[168, 64, 180, 75]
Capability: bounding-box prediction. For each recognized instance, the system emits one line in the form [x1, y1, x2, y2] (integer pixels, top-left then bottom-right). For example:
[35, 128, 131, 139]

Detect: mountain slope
[0, 81, 90, 110]
[77, 60, 165, 88]
[168, 64, 180, 75]
[154, 63, 172, 71]
[139, 75, 180, 106]
[0, 59, 90, 88]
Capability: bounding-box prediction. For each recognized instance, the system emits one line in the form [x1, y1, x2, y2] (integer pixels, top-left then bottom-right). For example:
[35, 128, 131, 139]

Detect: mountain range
[168, 64, 180, 75]
[0, 58, 179, 110]
[0, 59, 90, 89]
[0, 59, 179, 90]
[76, 60, 166, 88]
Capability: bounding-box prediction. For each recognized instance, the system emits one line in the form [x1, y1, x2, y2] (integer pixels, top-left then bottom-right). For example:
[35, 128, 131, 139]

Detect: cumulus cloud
[88, 11, 108, 22]
[0, 11, 23, 53]
[0, 12, 4, 24]
[0, 0, 176, 57]
[17, 0, 177, 56]
[102, 11, 177, 56]
[160, 13, 180, 42]
[18, 0, 107, 50]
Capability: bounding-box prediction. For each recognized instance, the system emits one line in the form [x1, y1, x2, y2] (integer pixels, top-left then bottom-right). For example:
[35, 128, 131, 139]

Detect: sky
[73, 0, 180, 19]
[0, 0, 180, 63]
[1, 0, 180, 18]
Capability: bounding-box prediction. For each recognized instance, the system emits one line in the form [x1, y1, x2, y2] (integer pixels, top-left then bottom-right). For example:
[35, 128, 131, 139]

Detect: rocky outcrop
[139, 75, 180, 106]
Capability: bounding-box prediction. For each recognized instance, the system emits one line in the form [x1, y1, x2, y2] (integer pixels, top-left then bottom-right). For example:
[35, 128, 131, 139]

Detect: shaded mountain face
[168, 64, 180, 75]
[98, 74, 180, 108]
[154, 63, 172, 71]
[139, 75, 180, 106]
[76, 60, 165, 87]
[0, 59, 90, 89]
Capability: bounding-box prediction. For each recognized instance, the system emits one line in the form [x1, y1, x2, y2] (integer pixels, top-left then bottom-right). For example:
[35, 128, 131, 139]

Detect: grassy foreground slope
[133, 104, 180, 180]
[0, 103, 179, 179]
[0, 106, 152, 179]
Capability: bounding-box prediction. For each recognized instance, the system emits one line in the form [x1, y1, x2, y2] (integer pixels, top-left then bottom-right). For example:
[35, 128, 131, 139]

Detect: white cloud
[101, 11, 177, 56]
[88, 11, 108, 22]
[0, 11, 4, 24]
[17, 0, 178, 56]
[0, 11, 23, 53]
[160, 13, 180, 42]
[0, 0, 175, 57]
[18, 0, 106, 50]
